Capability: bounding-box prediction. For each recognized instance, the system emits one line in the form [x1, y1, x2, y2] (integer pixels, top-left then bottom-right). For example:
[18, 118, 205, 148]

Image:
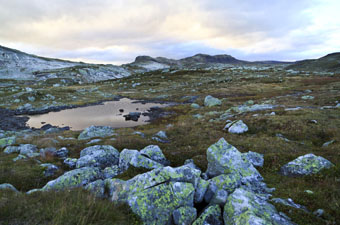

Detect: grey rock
[4, 146, 20, 154]
[173, 206, 197, 225]
[12, 154, 27, 161]
[40, 163, 59, 177]
[56, 147, 69, 159]
[18, 144, 38, 156]
[224, 188, 294, 225]
[118, 149, 140, 172]
[195, 178, 209, 204]
[322, 140, 335, 147]
[313, 209, 324, 217]
[129, 153, 164, 170]
[155, 131, 168, 139]
[103, 166, 120, 179]
[140, 145, 169, 165]
[63, 158, 78, 169]
[76, 145, 120, 169]
[86, 139, 102, 145]
[184, 159, 201, 171]
[242, 151, 264, 167]
[191, 103, 200, 109]
[78, 125, 115, 140]
[204, 95, 222, 107]
[280, 153, 334, 176]
[224, 120, 248, 134]
[206, 138, 263, 183]
[152, 136, 170, 143]
[42, 167, 102, 191]
[272, 198, 309, 212]
[0, 136, 16, 148]
[0, 183, 19, 192]
[210, 189, 228, 206]
[192, 205, 223, 225]
[85, 179, 105, 198]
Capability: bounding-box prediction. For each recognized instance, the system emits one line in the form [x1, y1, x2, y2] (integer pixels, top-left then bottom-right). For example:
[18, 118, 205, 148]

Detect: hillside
[287, 52, 340, 72]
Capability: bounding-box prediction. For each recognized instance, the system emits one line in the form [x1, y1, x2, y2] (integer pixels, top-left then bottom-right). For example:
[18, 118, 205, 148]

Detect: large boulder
[140, 145, 169, 165]
[206, 138, 262, 183]
[78, 125, 115, 140]
[204, 95, 222, 107]
[42, 167, 102, 191]
[280, 154, 334, 176]
[127, 182, 195, 225]
[76, 145, 120, 169]
[223, 188, 293, 225]
[192, 205, 223, 225]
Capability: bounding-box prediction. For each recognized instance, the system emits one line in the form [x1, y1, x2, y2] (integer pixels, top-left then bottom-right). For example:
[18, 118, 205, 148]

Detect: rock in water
[42, 167, 102, 191]
[76, 145, 120, 169]
[204, 95, 222, 107]
[223, 188, 294, 225]
[78, 125, 115, 140]
[280, 153, 334, 176]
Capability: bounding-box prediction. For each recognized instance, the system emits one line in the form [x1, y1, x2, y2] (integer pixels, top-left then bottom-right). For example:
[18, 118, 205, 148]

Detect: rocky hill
[287, 52, 340, 72]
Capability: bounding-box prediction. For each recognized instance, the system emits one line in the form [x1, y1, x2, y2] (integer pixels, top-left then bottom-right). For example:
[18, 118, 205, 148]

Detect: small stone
[40, 163, 59, 177]
[322, 140, 335, 147]
[224, 120, 248, 134]
[64, 158, 78, 169]
[313, 209, 324, 217]
[305, 190, 314, 194]
[0, 183, 19, 192]
[204, 95, 222, 107]
[191, 103, 200, 109]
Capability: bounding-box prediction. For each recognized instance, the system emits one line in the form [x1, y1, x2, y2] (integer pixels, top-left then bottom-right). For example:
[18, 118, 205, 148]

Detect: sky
[0, 0, 339, 65]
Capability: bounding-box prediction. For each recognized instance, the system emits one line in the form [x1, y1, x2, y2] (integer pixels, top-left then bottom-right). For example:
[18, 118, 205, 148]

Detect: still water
[25, 98, 168, 130]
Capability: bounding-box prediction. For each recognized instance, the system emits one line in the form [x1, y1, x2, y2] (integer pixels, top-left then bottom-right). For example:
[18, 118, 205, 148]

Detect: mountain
[286, 52, 340, 72]
[179, 53, 244, 65]
[0, 45, 131, 82]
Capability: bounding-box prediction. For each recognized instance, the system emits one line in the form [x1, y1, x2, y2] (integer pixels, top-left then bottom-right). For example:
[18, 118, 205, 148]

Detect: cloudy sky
[0, 0, 339, 64]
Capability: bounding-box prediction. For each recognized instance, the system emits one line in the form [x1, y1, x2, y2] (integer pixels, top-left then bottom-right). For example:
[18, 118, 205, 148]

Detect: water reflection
[25, 98, 168, 130]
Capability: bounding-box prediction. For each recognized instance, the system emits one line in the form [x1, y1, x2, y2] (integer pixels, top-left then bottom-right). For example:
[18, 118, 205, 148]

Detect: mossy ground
[0, 66, 339, 224]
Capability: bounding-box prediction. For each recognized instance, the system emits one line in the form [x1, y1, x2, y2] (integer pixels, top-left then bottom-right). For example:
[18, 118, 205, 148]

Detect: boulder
[40, 163, 59, 177]
[64, 158, 77, 169]
[127, 182, 195, 225]
[210, 189, 229, 206]
[78, 125, 115, 140]
[242, 151, 264, 167]
[224, 120, 248, 134]
[18, 144, 39, 156]
[129, 153, 164, 170]
[0, 136, 16, 148]
[76, 145, 120, 169]
[42, 167, 102, 191]
[173, 206, 197, 225]
[119, 149, 140, 172]
[280, 154, 334, 176]
[204, 95, 222, 107]
[224, 188, 293, 225]
[0, 183, 19, 192]
[206, 138, 262, 183]
[56, 147, 69, 159]
[85, 179, 105, 198]
[103, 166, 120, 179]
[192, 205, 223, 225]
[140, 145, 169, 165]
[4, 146, 20, 154]
[194, 178, 209, 204]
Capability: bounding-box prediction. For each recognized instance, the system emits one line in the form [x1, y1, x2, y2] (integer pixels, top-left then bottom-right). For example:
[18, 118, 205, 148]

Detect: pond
[25, 98, 169, 130]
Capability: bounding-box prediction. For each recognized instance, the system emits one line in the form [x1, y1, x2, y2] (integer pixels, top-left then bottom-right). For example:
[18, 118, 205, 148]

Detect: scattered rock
[224, 188, 294, 225]
[42, 167, 102, 191]
[76, 145, 120, 169]
[152, 131, 170, 143]
[140, 145, 169, 166]
[0, 183, 19, 192]
[55, 147, 69, 159]
[85, 179, 105, 198]
[123, 112, 141, 121]
[301, 95, 314, 100]
[313, 209, 324, 217]
[242, 151, 264, 167]
[0, 136, 16, 148]
[272, 198, 309, 212]
[4, 146, 20, 154]
[191, 103, 200, 109]
[86, 139, 102, 145]
[280, 153, 334, 176]
[322, 140, 335, 147]
[103, 166, 120, 179]
[78, 125, 115, 140]
[204, 95, 222, 107]
[63, 158, 78, 169]
[40, 163, 59, 177]
[224, 120, 248, 134]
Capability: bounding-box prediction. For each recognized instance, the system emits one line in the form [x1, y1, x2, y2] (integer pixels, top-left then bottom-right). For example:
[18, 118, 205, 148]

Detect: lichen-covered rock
[4, 146, 20, 154]
[210, 189, 228, 206]
[192, 205, 223, 225]
[173, 206, 197, 225]
[280, 154, 334, 176]
[76, 145, 119, 169]
[195, 178, 209, 204]
[140, 145, 169, 165]
[56, 147, 69, 159]
[78, 125, 115, 140]
[0, 183, 19, 192]
[0, 136, 16, 148]
[127, 182, 195, 225]
[205, 173, 242, 203]
[224, 120, 248, 134]
[184, 159, 201, 171]
[227, 104, 275, 114]
[42, 167, 102, 191]
[129, 153, 164, 170]
[18, 144, 39, 156]
[64, 158, 77, 169]
[108, 165, 201, 202]
[85, 179, 105, 198]
[103, 166, 120, 179]
[272, 198, 309, 212]
[223, 188, 294, 225]
[119, 149, 140, 172]
[242, 151, 264, 167]
[206, 138, 262, 183]
[204, 95, 222, 107]
[40, 163, 59, 177]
